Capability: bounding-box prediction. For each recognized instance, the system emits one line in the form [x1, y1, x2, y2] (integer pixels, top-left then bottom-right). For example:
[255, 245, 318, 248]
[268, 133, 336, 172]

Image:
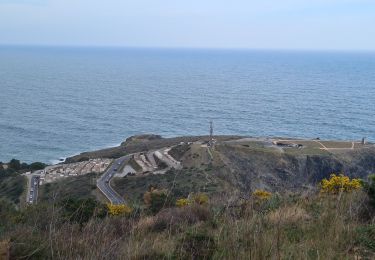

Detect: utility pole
[207, 120, 214, 162]
[209, 120, 214, 147]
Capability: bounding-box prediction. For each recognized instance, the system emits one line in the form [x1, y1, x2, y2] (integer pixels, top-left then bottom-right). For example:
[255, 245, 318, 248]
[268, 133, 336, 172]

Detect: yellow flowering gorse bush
[175, 198, 191, 207]
[107, 203, 132, 216]
[175, 193, 209, 207]
[253, 189, 272, 200]
[320, 174, 362, 194]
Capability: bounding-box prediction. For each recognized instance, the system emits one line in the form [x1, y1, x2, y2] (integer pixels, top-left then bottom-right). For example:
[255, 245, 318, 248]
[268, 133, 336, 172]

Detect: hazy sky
[1, 0, 375, 50]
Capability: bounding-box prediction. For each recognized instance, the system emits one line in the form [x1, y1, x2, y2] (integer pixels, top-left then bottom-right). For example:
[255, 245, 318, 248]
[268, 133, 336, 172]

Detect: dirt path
[313, 140, 328, 150]
[314, 140, 357, 151]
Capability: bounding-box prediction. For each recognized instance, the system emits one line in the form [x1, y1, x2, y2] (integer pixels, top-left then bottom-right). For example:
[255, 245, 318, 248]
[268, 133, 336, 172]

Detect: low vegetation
[0, 159, 45, 204]
[107, 203, 132, 216]
[364, 174, 375, 207]
[0, 173, 375, 259]
[253, 189, 272, 200]
[320, 173, 362, 194]
[0, 174, 26, 204]
[0, 159, 46, 173]
[112, 167, 226, 204]
[38, 172, 98, 202]
[175, 193, 209, 207]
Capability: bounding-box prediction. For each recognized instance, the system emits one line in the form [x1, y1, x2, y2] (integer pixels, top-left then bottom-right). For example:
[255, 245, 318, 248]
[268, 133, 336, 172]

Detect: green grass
[223, 141, 329, 156]
[284, 146, 330, 156]
[320, 141, 353, 149]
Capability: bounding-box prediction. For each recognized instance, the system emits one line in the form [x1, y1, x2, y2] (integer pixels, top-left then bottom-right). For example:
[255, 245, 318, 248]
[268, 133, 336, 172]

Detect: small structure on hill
[209, 120, 215, 148]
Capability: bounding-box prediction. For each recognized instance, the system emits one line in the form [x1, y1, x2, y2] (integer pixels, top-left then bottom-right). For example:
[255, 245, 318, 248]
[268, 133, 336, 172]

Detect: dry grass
[2, 191, 375, 259]
[267, 203, 311, 225]
[0, 239, 10, 260]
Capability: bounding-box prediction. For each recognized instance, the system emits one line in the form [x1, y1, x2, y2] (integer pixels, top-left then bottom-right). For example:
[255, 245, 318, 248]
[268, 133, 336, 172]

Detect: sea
[0, 46, 374, 164]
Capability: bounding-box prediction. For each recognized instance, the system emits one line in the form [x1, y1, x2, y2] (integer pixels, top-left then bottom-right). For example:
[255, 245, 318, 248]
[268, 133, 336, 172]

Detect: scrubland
[1, 175, 374, 260]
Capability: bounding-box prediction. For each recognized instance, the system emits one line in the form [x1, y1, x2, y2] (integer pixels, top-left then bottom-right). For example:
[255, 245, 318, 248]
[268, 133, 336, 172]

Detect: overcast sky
[0, 0, 374, 50]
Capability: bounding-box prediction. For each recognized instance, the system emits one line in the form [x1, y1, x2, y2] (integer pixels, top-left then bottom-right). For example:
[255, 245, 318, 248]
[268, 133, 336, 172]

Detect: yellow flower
[176, 198, 190, 207]
[175, 193, 209, 207]
[107, 203, 132, 216]
[320, 174, 362, 194]
[253, 189, 272, 200]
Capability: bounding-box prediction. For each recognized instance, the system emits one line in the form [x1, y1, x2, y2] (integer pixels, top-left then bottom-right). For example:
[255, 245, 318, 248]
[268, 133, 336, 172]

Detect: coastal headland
[18, 134, 374, 205]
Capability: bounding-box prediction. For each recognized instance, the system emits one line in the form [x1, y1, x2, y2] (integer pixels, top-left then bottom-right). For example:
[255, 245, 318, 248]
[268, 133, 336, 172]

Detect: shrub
[60, 198, 105, 225]
[144, 188, 171, 214]
[193, 193, 209, 205]
[264, 193, 282, 211]
[356, 225, 375, 251]
[175, 193, 209, 208]
[253, 189, 272, 200]
[8, 159, 21, 171]
[0, 199, 17, 231]
[0, 175, 26, 204]
[107, 204, 132, 216]
[29, 162, 47, 171]
[284, 224, 305, 243]
[363, 174, 375, 207]
[176, 198, 191, 207]
[320, 174, 362, 194]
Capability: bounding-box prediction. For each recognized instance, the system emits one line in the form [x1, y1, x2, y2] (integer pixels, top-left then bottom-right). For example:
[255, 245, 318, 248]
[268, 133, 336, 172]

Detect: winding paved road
[97, 155, 131, 205]
[27, 150, 178, 205]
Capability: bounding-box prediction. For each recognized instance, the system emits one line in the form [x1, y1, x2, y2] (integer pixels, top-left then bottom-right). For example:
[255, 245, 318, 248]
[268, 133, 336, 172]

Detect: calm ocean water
[0, 46, 374, 163]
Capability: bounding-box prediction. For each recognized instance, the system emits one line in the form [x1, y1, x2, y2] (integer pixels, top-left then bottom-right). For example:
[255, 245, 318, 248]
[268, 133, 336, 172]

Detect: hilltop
[59, 135, 375, 204]
[64, 134, 242, 163]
